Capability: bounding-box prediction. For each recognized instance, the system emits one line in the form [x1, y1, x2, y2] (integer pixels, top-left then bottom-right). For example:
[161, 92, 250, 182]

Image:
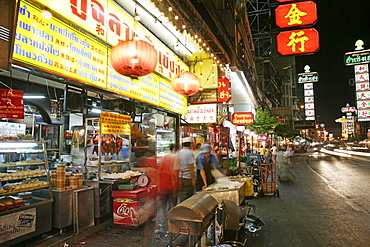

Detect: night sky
[294, 0, 370, 134]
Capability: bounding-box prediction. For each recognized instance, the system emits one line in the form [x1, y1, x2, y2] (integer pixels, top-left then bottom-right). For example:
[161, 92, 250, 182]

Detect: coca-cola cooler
[112, 185, 157, 228]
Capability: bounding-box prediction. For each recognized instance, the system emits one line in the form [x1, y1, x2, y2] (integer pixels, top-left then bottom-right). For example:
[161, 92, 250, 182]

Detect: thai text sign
[33, 0, 189, 80]
[298, 72, 319, 83]
[293, 120, 315, 129]
[100, 111, 131, 135]
[14, 2, 187, 115]
[218, 77, 231, 102]
[277, 28, 319, 55]
[231, 112, 254, 125]
[344, 49, 370, 66]
[183, 104, 217, 124]
[0, 208, 36, 244]
[0, 89, 24, 119]
[275, 1, 317, 29]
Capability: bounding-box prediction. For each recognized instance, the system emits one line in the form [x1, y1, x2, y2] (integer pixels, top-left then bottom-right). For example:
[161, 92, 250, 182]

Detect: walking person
[178, 137, 196, 202]
[284, 144, 294, 167]
[270, 144, 278, 163]
[158, 144, 179, 216]
[195, 144, 224, 191]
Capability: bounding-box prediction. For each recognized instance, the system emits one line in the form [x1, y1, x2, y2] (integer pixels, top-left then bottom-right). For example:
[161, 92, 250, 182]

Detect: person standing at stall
[178, 137, 196, 202]
[196, 144, 224, 191]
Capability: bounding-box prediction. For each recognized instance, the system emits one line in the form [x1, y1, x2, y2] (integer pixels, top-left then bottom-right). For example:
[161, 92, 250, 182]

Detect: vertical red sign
[218, 77, 231, 102]
[0, 89, 24, 119]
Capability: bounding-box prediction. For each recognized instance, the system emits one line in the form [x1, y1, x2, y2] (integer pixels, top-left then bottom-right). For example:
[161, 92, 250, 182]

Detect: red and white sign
[305, 103, 315, 110]
[183, 104, 217, 124]
[357, 100, 370, 109]
[305, 109, 315, 117]
[355, 73, 369, 82]
[277, 28, 320, 56]
[275, 1, 318, 28]
[218, 77, 231, 102]
[0, 89, 24, 119]
[358, 109, 370, 121]
[341, 106, 356, 113]
[258, 135, 267, 142]
[231, 112, 254, 125]
[356, 82, 370, 91]
[304, 89, 314, 96]
[357, 91, 370, 100]
[304, 83, 313, 90]
[305, 97, 314, 103]
[276, 0, 295, 2]
[355, 64, 369, 74]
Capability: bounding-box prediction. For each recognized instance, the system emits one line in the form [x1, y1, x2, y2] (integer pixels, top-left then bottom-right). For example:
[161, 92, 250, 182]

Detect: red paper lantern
[110, 39, 157, 79]
[171, 72, 201, 96]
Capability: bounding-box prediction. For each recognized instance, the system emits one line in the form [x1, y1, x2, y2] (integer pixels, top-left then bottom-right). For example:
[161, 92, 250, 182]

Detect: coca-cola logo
[117, 203, 130, 216]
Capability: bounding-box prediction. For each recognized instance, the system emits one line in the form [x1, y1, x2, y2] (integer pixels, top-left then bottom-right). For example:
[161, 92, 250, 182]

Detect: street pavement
[10, 150, 370, 247]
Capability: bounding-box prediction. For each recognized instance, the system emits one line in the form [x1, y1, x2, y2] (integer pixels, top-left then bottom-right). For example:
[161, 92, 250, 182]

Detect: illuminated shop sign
[277, 28, 319, 56]
[341, 106, 356, 113]
[33, 0, 188, 80]
[298, 72, 319, 83]
[100, 111, 131, 135]
[344, 49, 370, 66]
[0, 89, 24, 119]
[231, 112, 254, 125]
[275, 1, 318, 29]
[13, 2, 187, 115]
[218, 77, 231, 102]
[183, 104, 217, 124]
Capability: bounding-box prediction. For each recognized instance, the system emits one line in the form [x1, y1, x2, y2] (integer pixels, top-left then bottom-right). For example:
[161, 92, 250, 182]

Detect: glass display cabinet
[0, 141, 52, 246]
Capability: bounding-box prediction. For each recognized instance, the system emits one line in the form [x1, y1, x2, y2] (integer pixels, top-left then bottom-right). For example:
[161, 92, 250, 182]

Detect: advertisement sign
[344, 49, 370, 66]
[13, 2, 187, 115]
[100, 111, 131, 135]
[304, 83, 314, 90]
[355, 64, 369, 73]
[277, 28, 320, 56]
[356, 82, 370, 91]
[305, 97, 314, 103]
[0, 208, 36, 244]
[341, 106, 356, 113]
[33, 0, 189, 80]
[358, 109, 370, 121]
[0, 122, 26, 136]
[275, 1, 317, 29]
[183, 104, 217, 124]
[231, 112, 254, 125]
[0, 89, 24, 119]
[357, 91, 370, 100]
[218, 77, 231, 102]
[355, 73, 369, 82]
[293, 120, 316, 129]
[298, 72, 319, 83]
[304, 89, 314, 96]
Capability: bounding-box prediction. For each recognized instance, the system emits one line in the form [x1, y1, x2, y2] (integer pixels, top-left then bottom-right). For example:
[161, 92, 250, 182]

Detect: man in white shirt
[178, 137, 195, 202]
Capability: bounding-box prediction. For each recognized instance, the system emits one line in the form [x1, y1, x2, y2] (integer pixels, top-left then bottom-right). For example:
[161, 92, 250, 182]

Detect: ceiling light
[168, 6, 173, 11]
[174, 15, 179, 20]
[42, 9, 52, 20]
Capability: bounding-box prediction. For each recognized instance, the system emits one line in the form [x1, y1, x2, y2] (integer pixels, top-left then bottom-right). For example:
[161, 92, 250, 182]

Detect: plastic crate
[117, 182, 138, 190]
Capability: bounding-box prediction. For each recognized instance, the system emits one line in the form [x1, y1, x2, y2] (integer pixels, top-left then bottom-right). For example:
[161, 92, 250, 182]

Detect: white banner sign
[0, 208, 36, 244]
[183, 104, 217, 124]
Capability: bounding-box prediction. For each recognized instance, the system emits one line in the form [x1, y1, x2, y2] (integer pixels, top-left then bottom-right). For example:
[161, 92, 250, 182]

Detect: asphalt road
[244, 151, 370, 247]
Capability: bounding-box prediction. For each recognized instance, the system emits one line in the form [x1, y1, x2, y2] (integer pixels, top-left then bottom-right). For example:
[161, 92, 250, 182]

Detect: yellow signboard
[14, 2, 187, 115]
[15, 3, 107, 89]
[100, 111, 131, 135]
[32, 0, 189, 80]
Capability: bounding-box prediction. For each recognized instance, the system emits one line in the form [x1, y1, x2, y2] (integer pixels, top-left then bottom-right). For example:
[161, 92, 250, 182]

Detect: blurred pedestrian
[270, 144, 278, 163]
[178, 137, 196, 202]
[259, 145, 267, 158]
[284, 144, 294, 167]
[158, 144, 179, 216]
[196, 144, 224, 191]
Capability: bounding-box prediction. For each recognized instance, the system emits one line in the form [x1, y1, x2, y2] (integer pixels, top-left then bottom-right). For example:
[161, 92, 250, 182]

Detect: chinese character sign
[275, 1, 318, 29]
[277, 28, 320, 55]
[353, 63, 370, 121]
[183, 104, 217, 124]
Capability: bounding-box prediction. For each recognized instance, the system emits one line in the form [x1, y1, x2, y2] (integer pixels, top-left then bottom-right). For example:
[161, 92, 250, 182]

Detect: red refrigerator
[112, 185, 157, 228]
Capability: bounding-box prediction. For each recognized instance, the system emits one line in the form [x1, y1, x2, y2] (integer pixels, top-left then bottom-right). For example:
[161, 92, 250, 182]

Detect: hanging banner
[277, 28, 320, 56]
[218, 77, 231, 102]
[275, 1, 318, 29]
[0, 89, 24, 119]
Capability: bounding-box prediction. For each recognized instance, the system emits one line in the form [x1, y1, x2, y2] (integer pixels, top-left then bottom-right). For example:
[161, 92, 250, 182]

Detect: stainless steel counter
[197, 181, 246, 205]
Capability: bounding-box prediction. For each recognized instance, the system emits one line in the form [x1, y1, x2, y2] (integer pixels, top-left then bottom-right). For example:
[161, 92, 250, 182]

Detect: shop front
[0, 0, 198, 245]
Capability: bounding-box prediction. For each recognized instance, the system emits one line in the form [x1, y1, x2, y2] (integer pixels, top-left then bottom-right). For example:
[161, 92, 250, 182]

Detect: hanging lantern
[110, 39, 157, 79]
[171, 72, 201, 96]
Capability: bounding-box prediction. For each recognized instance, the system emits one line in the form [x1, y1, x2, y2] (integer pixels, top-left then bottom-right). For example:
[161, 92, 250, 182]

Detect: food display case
[0, 141, 53, 246]
[83, 113, 133, 221]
